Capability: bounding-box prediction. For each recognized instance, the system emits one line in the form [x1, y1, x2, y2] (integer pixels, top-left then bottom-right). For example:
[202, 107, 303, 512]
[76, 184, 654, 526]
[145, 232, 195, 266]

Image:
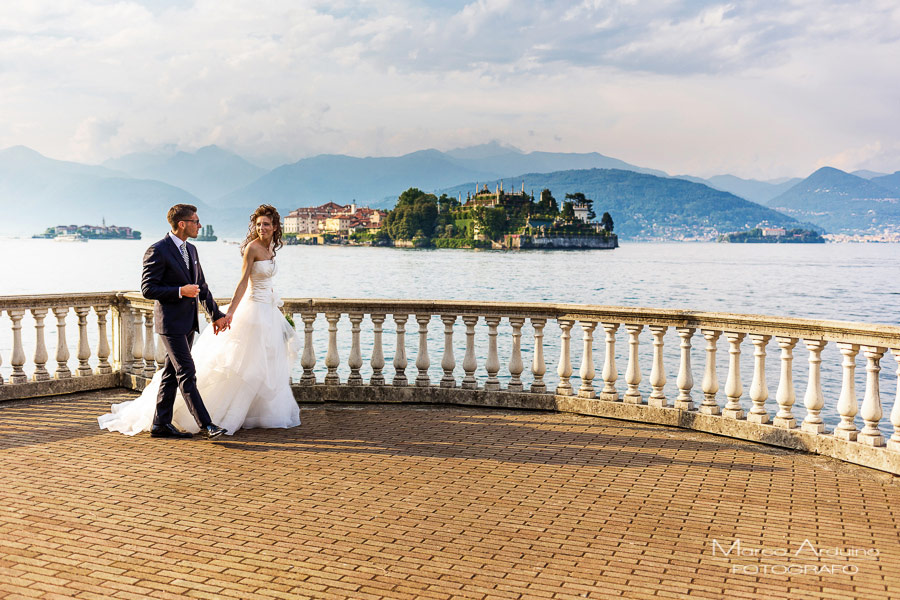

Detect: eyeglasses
[181, 219, 201, 225]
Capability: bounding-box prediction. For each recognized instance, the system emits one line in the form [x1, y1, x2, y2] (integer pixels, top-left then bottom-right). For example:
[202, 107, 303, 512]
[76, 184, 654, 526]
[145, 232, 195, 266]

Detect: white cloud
[0, 0, 898, 178]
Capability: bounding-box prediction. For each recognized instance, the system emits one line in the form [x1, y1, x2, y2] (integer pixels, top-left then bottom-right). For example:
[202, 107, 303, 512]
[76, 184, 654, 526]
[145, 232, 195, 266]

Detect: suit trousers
[154, 332, 213, 428]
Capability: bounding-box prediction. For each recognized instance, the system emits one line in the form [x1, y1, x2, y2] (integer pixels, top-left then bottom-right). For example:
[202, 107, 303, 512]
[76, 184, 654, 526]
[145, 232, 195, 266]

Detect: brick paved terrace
[1, 390, 899, 600]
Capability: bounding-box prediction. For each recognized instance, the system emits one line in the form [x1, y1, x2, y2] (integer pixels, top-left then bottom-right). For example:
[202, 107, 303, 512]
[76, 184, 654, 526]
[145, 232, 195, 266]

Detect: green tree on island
[536, 189, 559, 215]
[600, 212, 614, 232]
[560, 201, 575, 221]
[473, 206, 507, 241]
[382, 188, 439, 240]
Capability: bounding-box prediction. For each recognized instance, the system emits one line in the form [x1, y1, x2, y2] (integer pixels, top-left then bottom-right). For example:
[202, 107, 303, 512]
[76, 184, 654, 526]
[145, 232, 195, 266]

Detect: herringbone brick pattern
[0, 390, 898, 599]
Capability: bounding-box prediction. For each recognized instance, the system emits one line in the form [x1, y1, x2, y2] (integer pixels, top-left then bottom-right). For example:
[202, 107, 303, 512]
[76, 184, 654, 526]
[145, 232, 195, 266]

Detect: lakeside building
[464, 181, 532, 208]
[35, 223, 141, 240]
[284, 202, 385, 237]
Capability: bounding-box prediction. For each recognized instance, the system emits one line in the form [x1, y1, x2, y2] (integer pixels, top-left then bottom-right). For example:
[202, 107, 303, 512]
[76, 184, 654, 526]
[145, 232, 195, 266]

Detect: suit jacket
[141, 236, 224, 335]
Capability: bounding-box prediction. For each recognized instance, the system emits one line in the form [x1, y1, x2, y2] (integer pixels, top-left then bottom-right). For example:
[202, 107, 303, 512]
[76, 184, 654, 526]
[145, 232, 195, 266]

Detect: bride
[99, 205, 302, 436]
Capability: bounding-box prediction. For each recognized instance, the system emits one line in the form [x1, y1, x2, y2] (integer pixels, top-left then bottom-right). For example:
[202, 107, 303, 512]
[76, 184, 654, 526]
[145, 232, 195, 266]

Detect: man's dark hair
[167, 204, 198, 229]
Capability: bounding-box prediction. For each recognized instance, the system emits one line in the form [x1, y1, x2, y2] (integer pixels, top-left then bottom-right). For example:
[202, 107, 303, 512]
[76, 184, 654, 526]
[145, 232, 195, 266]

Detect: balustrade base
[858, 432, 885, 447]
[599, 391, 619, 402]
[577, 389, 596, 399]
[833, 428, 858, 442]
[648, 396, 667, 408]
[723, 408, 744, 420]
[674, 400, 693, 411]
[747, 412, 770, 425]
[623, 393, 643, 405]
[0, 373, 120, 402]
[699, 404, 721, 415]
[772, 416, 796, 429]
[801, 421, 826, 434]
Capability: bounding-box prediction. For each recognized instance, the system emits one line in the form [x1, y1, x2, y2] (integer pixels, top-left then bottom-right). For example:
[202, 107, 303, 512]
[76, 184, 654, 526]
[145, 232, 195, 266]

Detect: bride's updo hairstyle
[240, 204, 284, 257]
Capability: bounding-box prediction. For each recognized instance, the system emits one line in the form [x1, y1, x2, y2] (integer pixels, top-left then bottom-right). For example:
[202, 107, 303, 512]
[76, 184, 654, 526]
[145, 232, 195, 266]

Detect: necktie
[179, 243, 190, 272]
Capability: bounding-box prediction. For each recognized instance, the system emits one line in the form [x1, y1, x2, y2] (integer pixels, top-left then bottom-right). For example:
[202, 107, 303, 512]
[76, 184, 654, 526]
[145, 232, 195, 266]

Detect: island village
[282, 182, 617, 249]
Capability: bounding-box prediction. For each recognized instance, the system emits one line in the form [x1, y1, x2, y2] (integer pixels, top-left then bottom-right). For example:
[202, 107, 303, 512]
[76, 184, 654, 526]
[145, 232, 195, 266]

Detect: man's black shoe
[204, 424, 227, 439]
[150, 424, 192, 439]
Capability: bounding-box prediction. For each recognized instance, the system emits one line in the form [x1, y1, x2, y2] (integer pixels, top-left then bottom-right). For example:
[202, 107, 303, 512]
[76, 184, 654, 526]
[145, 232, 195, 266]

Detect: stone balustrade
[2, 293, 899, 474]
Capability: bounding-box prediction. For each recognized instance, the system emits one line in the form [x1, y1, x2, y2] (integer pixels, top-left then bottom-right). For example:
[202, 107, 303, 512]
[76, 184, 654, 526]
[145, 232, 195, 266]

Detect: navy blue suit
[141, 236, 225, 428]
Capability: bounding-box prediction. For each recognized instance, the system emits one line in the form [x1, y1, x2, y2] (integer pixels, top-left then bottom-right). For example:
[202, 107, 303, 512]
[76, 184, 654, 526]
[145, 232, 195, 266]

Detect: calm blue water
[2, 238, 898, 432]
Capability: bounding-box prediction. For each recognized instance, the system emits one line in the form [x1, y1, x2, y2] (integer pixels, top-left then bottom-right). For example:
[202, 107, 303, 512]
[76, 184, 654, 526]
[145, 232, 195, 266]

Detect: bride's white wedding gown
[99, 258, 302, 435]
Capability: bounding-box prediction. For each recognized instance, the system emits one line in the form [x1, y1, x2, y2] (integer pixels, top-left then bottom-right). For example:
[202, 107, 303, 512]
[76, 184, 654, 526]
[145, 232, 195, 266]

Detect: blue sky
[1, 0, 898, 179]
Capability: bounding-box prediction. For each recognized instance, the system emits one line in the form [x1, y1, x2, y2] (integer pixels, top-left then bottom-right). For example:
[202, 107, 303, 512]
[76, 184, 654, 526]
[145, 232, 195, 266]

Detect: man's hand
[212, 316, 230, 335]
[180, 284, 200, 298]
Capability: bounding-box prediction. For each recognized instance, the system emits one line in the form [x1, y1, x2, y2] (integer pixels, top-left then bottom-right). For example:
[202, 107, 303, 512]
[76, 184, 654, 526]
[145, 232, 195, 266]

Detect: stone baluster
[94, 305, 112, 375]
[72, 306, 92, 377]
[578, 321, 597, 398]
[600, 323, 619, 401]
[31, 308, 50, 381]
[801, 339, 827, 433]
[415, 314, 431, 387]
[440, 315, 457, 388]
[699, 330, 721, 415]
[623, 324, 643, 404]
[300, 313, 317, 385]
[155, 333, 166, 371]
[8, 310, 27, 384]
[54, 306, 72, 379]
[675, 328, 695, 410]
[507, 317, 525, 392]
[142, 309, 155, 377]
[461, 316, 479, 389]
[747, 334, 771, 424]
[484, 316, 501, 391]
[556, 319, 574, 396]
[348, 313, 364, 386]
[129, 309, 143, 376]
[324, 312, 341, 385]
[834, 343, 859, 441]
[530, 318, 546, 393]
[773, 337, 798, 429]
[369, 314, 386, 386]
[392, 314, 408, 386]
[858, 346, 885, 447]
[889, 349, 900, 452]
[648, 325, 667, 407]
[722, 332, 745, 419]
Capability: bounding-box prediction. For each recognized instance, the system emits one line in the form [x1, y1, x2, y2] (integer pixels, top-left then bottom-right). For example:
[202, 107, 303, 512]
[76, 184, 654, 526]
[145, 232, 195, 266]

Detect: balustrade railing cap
[0, 292, 120, 310]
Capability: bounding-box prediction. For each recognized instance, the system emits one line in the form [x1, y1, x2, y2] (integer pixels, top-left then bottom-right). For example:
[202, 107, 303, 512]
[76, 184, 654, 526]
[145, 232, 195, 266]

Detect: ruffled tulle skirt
[98, 297, 302, 436]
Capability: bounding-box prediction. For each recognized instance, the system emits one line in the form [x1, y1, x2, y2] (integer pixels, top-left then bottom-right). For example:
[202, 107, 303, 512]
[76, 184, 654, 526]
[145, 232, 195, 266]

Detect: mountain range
[3, 142, 899, 238]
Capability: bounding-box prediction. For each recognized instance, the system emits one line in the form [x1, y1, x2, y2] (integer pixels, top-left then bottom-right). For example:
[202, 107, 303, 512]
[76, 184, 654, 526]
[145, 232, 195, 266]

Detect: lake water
[2, 237, 899, 432]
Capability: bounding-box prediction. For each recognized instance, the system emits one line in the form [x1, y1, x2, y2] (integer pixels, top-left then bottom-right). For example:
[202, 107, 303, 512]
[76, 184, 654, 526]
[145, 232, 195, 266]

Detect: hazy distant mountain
[0, 145, 207, 237]
[221, 149, 501, 212]
[767, 167, 900, 233]
[104, 145, 266, 202]
[442, 169, 802, 239]
[673, 173, 802, 204]
[852, 169, 889, 180]
[445, 143, 668, 179]
[871, 171, 900, 195]
[222, 145, 669, 213]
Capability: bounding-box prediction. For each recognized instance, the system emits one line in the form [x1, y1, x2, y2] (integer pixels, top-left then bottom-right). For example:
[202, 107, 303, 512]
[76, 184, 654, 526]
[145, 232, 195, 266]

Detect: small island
[718, 227, 824, 243]
[196, 225, 218, 242]
[353, 186, 618, 250]
[33, 222, 141, 240]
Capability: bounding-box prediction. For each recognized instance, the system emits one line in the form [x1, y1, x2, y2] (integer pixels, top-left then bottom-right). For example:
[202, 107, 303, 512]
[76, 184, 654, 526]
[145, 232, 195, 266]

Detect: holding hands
[212, 316, 231, 335]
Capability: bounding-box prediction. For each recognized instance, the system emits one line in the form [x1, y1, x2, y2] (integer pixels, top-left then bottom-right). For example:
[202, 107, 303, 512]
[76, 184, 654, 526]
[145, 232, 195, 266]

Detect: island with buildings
[282, 184, 617, 250]
[718, 226, 825, 243]
[33, 221, 141, 241]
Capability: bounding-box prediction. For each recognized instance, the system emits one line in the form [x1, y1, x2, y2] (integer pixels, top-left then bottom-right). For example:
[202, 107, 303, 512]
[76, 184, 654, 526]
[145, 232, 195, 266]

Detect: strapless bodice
[249, 259, 277, 304]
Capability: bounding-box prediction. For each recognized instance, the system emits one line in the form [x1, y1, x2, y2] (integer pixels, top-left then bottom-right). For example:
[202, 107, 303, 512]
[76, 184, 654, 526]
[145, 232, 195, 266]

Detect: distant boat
[55, 233, 88, 242]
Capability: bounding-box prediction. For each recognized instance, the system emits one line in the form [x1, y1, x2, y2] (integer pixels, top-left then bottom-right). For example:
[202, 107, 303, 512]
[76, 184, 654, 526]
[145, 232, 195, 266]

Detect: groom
[141, 204, 229, 440]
